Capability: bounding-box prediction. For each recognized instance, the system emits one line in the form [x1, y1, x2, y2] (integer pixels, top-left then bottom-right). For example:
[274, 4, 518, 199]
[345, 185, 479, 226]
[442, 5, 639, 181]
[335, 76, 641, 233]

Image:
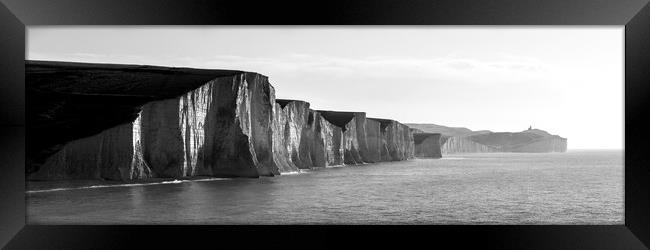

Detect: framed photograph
[1, 0, 649, 249]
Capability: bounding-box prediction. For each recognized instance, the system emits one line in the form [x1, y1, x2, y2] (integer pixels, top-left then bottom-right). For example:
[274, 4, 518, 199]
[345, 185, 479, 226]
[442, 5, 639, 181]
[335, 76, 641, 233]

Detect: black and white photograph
[25, 27, 623, 225]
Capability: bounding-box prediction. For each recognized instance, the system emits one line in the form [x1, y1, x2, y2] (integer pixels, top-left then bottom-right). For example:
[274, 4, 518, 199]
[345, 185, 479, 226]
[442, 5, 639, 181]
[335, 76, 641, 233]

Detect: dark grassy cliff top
[275, 99, 309, 109]
[27, 60, 247, 97]
[367, 117, 394, 124]
[316, 110, 365, 129]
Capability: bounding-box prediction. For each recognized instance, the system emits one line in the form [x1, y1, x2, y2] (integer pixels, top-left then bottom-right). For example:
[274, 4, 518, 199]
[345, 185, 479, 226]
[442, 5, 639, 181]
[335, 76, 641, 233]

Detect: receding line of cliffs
[27, 60, 419, 181]
[407, 124, 568, 154]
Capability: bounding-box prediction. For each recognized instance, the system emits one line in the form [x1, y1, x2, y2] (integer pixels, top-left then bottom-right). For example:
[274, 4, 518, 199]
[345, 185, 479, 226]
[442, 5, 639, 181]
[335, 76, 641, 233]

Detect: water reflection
[28, 151, 624, 224]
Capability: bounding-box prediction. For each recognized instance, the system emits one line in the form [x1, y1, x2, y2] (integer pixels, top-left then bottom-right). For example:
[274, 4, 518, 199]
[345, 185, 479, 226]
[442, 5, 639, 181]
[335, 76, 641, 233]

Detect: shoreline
[26, 169, 316, 193]
[26, 150, 621, 193]
[26, 176, 232, 193]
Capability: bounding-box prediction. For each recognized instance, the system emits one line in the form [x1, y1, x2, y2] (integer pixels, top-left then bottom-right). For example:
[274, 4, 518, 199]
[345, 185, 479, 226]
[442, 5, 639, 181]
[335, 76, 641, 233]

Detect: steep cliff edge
[27, 61, 245, 175]
[28, 61, 279, 180]
[28, 61, 417, 181]
[272, 99, 352, 171]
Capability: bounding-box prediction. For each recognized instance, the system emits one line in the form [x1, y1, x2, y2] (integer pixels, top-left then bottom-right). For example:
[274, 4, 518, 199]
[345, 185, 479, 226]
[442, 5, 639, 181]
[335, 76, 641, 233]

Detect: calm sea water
[27, 150, 624, 224]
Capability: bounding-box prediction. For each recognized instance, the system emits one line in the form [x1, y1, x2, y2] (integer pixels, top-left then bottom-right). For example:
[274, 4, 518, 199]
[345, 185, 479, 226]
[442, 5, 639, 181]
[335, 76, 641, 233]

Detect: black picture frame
[1, 0, 649, 249]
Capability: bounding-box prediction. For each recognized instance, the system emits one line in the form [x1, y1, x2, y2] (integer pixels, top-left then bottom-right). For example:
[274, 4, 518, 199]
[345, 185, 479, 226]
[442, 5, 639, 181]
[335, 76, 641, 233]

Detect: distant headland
[407, 123, 567, 153]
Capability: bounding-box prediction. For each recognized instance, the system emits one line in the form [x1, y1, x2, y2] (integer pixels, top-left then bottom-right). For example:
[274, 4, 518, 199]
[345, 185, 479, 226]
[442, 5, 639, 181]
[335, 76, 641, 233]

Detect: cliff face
[271, 102, 296, 173]
[32, 71, 280, 180]
[413, 133, 442, 158]
[364, 118, 383, 162]
[272, 99, 350, 171]
[314, 112, 416, 164]
[28, 61, 417, 181]
[440, 136, 496, 154]
[277, 106, 348, 168]
[138, 72, 279, 178]
[370, 118, 415, 161]
[317, 111, 367, 165]
[202, 73, 278, 177]
[318, 114, 345, 166]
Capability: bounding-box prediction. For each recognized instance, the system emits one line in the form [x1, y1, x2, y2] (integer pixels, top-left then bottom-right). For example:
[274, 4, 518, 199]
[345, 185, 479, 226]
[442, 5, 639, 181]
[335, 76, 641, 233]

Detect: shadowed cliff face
[28, 62, 277, 180]
[193, 73, 278, 177]
[27, 60, 244, 175]
[413, 133, 442, 158]
[316, 111, 417, 164]
[30, 118, 153, 180]
[298, 110, 326, 168]
[28, 61, 419, 181]
[364, 119, 383, 162]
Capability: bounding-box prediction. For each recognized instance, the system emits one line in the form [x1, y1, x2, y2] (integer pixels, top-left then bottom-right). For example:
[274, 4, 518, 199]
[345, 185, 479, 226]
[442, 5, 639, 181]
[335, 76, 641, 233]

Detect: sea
[27, 150, 624, 224]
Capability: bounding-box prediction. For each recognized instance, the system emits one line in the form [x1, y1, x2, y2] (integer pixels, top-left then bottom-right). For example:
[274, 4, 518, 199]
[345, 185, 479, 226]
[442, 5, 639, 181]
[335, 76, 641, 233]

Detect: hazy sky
[27, 27, 623, 150]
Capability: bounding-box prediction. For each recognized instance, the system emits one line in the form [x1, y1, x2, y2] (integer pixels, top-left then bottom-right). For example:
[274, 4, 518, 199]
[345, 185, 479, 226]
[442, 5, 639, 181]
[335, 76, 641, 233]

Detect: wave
[280, 169, 311, 175]
[27, 177, 231, 193]
[160, 180, 185, 184]
[193, 177, 231, 182]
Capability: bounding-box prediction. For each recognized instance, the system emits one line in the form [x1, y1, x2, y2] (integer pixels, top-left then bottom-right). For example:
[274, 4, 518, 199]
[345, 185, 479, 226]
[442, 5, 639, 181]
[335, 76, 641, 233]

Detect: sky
[27, 26, 624, 150]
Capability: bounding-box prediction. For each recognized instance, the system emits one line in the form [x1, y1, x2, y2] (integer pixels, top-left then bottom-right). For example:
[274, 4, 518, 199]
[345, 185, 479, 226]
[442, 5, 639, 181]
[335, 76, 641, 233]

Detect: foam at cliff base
[26, 178, 231, 193]
[279, 169, 311, 175]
